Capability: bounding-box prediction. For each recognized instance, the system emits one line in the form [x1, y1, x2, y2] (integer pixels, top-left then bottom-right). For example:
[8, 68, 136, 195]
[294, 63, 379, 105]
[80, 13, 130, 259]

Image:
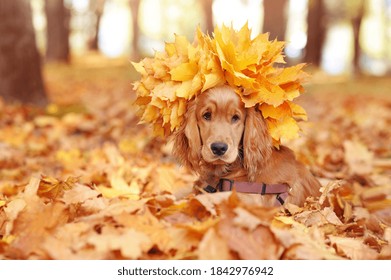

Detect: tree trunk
[201, 0, 214, 35]
[0, 0, 47, 106]
[305, 0, 326, 66]
[263, 0, 287, 40]
[352, 5, 364, 73]
[88, 0, 106, 50]
[130, 0, 141, 60]
[45, 0, 70, 62]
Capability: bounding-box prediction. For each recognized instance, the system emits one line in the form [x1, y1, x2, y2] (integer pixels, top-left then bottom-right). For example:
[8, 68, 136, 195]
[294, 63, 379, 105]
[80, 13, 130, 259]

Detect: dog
[172, 85, 321, 206]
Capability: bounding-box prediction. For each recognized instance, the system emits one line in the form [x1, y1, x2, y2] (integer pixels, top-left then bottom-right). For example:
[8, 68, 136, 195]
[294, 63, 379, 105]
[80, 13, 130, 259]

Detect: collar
[203, 178, 290, 206]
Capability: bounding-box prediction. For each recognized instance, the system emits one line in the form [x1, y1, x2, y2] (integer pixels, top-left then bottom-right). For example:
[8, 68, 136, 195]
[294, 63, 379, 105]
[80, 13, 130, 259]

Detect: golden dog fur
[172, 85, 321, 206]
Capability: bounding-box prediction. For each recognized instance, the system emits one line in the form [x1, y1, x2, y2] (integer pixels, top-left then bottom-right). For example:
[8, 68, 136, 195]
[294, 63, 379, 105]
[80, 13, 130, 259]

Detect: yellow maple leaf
[202, 72, 224, 92]
[153, 82, 178, 101]
[266, 116, 300, 142]
[288, 101, 308, 121]
[170, 62, 198, 82]
[241, 86, 285, 108]
[173, 34, 191, 56]
[141, 104, 160, 123]
[270, 64, 307, 85]
[260, 102, 292, 120]
[131, 61, 147, 76]
[152, 61, 169, 80]
[176, 80, 194, 99]
[169, 101, 181, 130]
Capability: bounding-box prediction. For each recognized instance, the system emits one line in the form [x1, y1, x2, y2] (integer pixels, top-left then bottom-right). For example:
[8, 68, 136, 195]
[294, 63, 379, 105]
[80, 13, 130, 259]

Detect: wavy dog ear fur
[243, 107, 273, 181]
[172, 101, 202, 172]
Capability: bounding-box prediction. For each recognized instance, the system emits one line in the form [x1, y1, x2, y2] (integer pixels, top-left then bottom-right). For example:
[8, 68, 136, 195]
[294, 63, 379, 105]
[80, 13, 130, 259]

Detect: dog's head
[172, 85, 273, 180]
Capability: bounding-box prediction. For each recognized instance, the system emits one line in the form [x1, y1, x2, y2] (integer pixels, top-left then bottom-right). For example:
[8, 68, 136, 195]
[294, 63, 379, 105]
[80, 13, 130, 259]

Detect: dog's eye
[232, 114, 240, 123]
[203, 112, 212, 121]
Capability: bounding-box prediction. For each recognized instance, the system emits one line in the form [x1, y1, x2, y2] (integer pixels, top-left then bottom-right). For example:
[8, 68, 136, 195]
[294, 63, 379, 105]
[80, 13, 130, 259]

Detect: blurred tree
[322, 0, 365, 73]
[350, 1, 364, 73]
[88, 0, 106, 50]
[45, 0, 70, 62]
[263, 0, 287, 40]
[201, 0, 214, 35]
[0, 0, 47, 105]
[130, 0, 141, 59]
[305, 0, 326, 66]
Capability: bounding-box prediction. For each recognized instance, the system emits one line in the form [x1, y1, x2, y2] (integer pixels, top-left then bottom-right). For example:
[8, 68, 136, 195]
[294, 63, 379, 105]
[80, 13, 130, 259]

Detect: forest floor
[1, 53, 391, 259]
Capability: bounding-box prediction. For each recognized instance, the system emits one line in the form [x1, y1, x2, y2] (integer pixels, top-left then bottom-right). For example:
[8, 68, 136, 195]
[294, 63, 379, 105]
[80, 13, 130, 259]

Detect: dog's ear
[243, 107, 273, 181]
[171, 101, 202, 172]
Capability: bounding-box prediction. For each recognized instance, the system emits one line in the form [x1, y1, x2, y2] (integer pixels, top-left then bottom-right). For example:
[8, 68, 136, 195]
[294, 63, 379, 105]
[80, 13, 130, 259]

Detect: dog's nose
[211, 142, 228, 156]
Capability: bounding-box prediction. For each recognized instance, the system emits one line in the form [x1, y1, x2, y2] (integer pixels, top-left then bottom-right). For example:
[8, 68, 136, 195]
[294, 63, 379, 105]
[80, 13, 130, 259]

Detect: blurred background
[1, 0, 391, 105]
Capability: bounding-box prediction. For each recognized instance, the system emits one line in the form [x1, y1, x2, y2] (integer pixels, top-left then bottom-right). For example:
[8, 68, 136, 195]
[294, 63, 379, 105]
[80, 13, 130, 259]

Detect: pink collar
[204, 178, 290, 206]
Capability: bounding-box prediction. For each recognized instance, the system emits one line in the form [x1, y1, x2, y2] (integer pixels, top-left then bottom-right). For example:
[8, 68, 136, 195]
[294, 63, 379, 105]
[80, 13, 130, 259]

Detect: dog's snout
[211, 142, 228, 156]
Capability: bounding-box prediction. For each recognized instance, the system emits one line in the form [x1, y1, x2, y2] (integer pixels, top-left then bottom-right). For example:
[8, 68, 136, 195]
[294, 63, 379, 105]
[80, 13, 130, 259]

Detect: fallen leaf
[219, 219, 283, 259]
[233, 207, 264, 231]
[87, 228, 153, 259]
[8, 201, 68, 259]
[343, 140, 374, 175]
[328, 235, 378, 260]
[198, 228, 233, 260]
[271, 216, 340, 259]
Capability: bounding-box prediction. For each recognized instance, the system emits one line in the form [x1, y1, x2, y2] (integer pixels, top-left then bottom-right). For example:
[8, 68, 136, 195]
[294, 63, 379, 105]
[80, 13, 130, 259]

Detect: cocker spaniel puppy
[172, 85, 321, 206]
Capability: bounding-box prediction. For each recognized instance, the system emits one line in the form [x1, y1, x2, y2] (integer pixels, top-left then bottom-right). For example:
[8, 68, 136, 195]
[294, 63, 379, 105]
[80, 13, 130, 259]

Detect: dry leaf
[295, 207, 343, 227]
[8, 201, 68, 259]
[61, 183, 101, 205]
[198, 228, 233, 260]
[271, 217, 340, 259]
[3, 199, 26, 236]
[87, 228, 153, 259]
[343, 140, 374, 175]
[233, 207, 264, 231]
[219, 219, 283, 259]
[42, 222, 96, 260]
[328, 236, 378, 260]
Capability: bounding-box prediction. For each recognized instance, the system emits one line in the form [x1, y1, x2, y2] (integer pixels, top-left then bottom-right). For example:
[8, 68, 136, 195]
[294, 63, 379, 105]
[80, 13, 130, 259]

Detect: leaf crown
[132, 23, 309, 146]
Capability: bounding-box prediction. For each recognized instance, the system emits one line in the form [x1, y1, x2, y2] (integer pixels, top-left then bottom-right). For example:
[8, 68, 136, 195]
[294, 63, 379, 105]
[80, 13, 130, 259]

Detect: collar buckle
[217, 178, 234, 191]
[203, 185, 217, 193]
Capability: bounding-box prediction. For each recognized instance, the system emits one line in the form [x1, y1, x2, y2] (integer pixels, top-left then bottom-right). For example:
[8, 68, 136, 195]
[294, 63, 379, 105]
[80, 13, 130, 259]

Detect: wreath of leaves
[132, 24, 309, 145]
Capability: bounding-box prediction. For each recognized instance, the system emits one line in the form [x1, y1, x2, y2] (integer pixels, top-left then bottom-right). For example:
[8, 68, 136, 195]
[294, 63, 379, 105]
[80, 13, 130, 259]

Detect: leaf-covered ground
[1, 57, 391, 259]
